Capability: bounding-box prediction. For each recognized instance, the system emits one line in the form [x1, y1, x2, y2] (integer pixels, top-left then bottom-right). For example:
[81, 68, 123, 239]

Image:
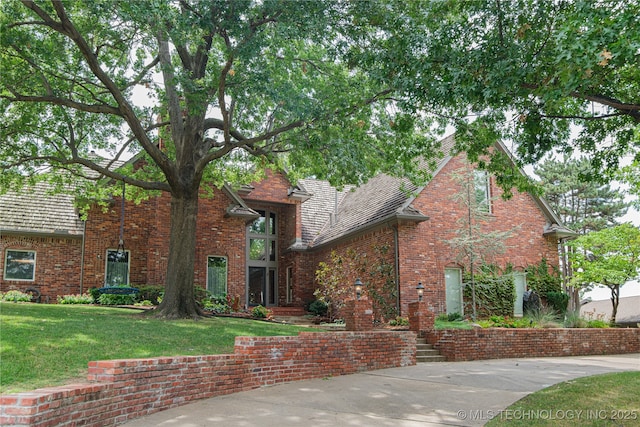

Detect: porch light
[354, 278, 363, 300]
[416, 282, 425, 302]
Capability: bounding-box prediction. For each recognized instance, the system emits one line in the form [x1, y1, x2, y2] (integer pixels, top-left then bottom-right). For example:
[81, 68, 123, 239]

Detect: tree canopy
[2, 0, 639, 318]
[358, 0, 640, 191]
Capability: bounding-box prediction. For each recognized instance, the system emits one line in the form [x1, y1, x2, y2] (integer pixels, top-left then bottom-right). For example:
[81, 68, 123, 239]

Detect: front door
[445, 268, 463, 316]
[247, 210, 277, 306]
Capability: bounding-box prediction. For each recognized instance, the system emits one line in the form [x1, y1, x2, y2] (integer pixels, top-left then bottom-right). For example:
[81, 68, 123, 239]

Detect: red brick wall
[0, 235, 83, 302]
[427, 328, 640, 361]
[0, 331, 416, 427]
[309, 227, 397, 318]
[398, 153, 560, 315]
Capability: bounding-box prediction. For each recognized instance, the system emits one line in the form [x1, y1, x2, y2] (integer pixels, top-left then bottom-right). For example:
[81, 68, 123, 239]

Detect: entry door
[445, 268, 463, 316]
[513, 273, 526, 317]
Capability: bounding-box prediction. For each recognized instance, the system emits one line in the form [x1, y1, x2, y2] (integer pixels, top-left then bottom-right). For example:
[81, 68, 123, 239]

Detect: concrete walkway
[124, 354, 640, 426]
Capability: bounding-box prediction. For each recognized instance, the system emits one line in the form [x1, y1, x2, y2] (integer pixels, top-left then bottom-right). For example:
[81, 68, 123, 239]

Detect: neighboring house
[0, 135, 573, 316]
[581, 296, 640, 327]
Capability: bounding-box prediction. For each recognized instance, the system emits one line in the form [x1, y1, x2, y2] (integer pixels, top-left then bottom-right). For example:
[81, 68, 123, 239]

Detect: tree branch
[521, 83, 640, 122]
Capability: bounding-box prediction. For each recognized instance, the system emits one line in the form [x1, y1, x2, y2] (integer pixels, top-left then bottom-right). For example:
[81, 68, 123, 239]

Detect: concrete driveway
[124, 354, 640, 426]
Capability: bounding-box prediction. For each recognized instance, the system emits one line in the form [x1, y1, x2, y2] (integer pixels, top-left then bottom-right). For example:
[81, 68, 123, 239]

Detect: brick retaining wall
[0, 331, 415, 427]
[427, 328, 640, 361]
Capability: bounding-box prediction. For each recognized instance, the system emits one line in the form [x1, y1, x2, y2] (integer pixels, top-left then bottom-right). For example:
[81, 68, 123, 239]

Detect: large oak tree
[0, 1, 438, 318]
[2, 0, 639, 318]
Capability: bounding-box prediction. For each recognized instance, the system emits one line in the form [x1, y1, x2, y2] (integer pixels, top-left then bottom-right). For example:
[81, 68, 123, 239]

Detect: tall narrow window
[247, 210, 278, 306]
[4, 250, 36, 281]
[474, 170, 491, 213]
[105, 250, 129, 286]
[207, 256, 228, 298]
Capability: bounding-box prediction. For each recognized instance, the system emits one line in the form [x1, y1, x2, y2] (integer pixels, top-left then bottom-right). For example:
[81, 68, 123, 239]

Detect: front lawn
[0, 302, 311, 394]
[486, 371, 640, 426]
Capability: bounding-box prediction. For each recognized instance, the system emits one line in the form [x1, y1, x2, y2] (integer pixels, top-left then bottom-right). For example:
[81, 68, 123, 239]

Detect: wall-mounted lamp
[416, 282, 425, 302]
[354, 278, 363, 301]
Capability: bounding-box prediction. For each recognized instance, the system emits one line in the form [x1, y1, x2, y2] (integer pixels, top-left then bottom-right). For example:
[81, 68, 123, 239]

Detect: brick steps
[416, 337, 446, 362]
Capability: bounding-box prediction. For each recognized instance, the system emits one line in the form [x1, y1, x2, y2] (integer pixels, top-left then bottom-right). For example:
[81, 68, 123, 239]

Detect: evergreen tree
[535, 157, 628, 235]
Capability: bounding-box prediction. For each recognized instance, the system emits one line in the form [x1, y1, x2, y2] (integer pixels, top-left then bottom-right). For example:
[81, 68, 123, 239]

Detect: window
[247, 210, 278, 306]
[4, 250, 36, 281]
[105, 249, 130, 286]
[207, 256, 228, 298]
[474, 170, 491, 213]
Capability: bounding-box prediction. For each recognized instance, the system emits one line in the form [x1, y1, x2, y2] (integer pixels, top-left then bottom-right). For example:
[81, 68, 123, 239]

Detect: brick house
[0, 135, 573, 316]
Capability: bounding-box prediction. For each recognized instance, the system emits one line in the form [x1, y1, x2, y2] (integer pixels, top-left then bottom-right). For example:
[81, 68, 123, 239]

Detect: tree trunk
[153, 192, 203, 319]
[609, 284, 620, 325]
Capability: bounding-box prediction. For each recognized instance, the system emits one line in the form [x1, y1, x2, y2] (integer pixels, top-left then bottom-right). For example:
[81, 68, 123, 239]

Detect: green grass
[486, 372, 640, 427]
[434, 319, 473, 330]
[0, 302, 311, 394]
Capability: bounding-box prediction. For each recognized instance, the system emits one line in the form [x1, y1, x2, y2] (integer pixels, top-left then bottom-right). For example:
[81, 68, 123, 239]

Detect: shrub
[98, 293, 136, 306]
[57, 293, 94, 304]
[202, 295, 231, 314]
[587, 319, 610, 328]
[389, 316, 409, 326]
[134, 300, 155, 307]
[135, 285, 164, 305]
[546, 291, 569, 315]
[251, 305, 271, 319]
[194, 286, 210, 305]
[447, 312, 463, 321]
[564, 312, 588, 328]
[308, 299, 328, 316]
[88, 287, 101, 302]
[525, 307, 562, 328]
[1, 290, 31, 302]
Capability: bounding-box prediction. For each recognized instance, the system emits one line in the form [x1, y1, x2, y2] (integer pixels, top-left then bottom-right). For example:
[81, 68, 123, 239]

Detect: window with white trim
[4, 250, 36, 281]
[207, 256, 228, 298]
[474, 170, 491, 213]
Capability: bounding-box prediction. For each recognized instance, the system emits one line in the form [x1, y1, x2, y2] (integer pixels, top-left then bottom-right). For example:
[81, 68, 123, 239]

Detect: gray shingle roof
[0, 182, 84, 236]
[301, 134, 456, 247]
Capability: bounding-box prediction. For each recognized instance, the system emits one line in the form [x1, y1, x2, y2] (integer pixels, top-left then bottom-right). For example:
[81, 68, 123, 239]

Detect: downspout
[80, 219, 86, 294]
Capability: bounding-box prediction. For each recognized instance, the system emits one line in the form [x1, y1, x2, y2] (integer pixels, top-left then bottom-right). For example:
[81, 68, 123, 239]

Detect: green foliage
[545, 291, 569, 315]
[463, 265, 515, 318]
[202, 295, 231, 314]
[389, 316, 409, 326]
[359, 1, 640, 189]
[57, 294, 94, 304]
[251, 305, 271, 319]
[98, 293, 136, 306]
[446, 312, 463, 322]
[308, 299, 329, 317]
[0, 290, 31, 302]
[135, 285, 164, 305]
[569, 224, 640, 324]
[535, 157, 628, 234]
[524, 258, 562, 295]
[88, 287, 101, 303]
[315, 244, 398, 322]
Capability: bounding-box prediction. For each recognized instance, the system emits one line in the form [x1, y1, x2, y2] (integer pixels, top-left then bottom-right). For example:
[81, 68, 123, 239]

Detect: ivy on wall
[463, 265, 515, 318]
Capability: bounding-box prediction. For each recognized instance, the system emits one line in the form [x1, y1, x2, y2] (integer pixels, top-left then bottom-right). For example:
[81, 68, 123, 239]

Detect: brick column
[343, 300, 374, 331]
[409, 301, 435, 336]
